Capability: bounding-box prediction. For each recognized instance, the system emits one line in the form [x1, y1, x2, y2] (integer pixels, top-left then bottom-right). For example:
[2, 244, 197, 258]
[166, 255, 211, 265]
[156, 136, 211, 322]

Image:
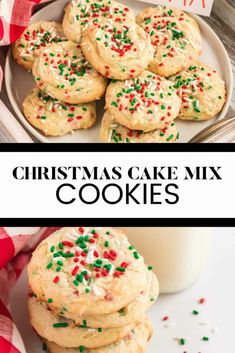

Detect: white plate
[10, 229, 235, 353]
[5, 0, 233, 143]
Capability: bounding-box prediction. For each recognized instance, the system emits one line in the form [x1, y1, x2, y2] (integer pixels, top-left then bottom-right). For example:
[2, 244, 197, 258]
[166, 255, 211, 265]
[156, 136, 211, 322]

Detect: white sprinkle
[92, 285, 106, 297]
[199, 320, 211, 326]
[211, 326, 219, 334]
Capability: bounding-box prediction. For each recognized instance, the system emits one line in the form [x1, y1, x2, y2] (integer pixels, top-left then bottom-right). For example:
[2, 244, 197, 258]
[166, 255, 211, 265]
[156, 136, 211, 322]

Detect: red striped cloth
[0, 227, 61, 353]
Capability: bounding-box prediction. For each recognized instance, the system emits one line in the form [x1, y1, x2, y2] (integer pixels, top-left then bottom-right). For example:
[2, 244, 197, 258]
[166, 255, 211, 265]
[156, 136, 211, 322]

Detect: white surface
[5, 0, 233, 143]
[10, 228, 235, 353]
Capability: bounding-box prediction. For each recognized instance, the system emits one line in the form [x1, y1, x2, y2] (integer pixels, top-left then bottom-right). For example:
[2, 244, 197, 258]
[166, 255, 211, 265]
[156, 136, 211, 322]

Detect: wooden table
[0, 1, 234, 142]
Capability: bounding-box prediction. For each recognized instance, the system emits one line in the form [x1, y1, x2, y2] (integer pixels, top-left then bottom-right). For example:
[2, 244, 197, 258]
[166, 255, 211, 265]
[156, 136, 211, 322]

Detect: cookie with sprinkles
[136, 6, 199, 32]
[43, 318, 153, 353]
[169, 62, 226, 120]
[32, 41, 107, 104]
[28, 227, 149, 318]
[22, 88, 96, 136]
[63, 270, 158, 328]
[80, 21, 154, 80]
[12, 21, 66, 70]
[62, 0, 135, 43]
[100, 111, 179, 143]
[105, 71, 181, 132]
[137, 15, 201, 77]
[29, 296, 138, 348]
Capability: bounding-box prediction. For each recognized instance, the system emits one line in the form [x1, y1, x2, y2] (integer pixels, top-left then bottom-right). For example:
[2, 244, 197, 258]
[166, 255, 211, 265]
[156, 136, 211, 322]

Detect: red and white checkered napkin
[0, 0, 52, 46]
[0, 227, 61, 353]
[0, 0, 53, 89]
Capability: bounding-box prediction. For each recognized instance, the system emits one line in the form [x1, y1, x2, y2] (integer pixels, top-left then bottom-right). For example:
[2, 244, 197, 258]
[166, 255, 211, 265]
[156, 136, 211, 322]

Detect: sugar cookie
[32, 41, 107, 104]
[169, 62, 226, 120]
[100, 111, 178, 143]
[22, 88, 96, 136]
[105, 71, 181, 131]
[12, 21, 66, 70]
[81, 22, 154, 80]
[62, 0, 135, 43]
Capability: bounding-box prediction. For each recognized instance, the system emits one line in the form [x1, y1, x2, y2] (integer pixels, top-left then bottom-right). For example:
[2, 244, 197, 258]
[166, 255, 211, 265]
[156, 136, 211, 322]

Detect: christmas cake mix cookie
[70, 270, 159, 328]
[12, 21, 66, 70]
[81, 22, 154, 80]
[28, 227, 148, 318]
[43, 318, 153, 353]
[32, 41, 107, 104]
[100, 111, 178, 143]
[62, 0, 135, 43]
[137, 14, 201, 77]
[136, 6, 199, 31]
[169, 62, 226, 120]
[22, 88, 96, 136]
[105, 71, 181, 132]
[29, 296, 138, 348]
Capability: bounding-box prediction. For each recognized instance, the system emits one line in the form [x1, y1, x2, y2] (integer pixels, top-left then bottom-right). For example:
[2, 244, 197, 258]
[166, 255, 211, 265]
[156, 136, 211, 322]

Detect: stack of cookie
[28, 227, 159, 353]
[12, 1, 226, 141]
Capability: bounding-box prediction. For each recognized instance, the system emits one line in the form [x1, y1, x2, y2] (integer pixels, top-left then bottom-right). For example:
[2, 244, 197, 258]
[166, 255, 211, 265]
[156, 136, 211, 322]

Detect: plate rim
[4, 0, 233, 143]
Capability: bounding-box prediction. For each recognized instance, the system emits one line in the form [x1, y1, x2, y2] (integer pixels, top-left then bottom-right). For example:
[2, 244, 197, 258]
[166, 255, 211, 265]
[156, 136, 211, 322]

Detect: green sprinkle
[111, 101, 118, 108]
[180, 338, 186, 345]
[47, 262, 53, 269]
[98, 328, 102, 332]
[148, 266, 153, 270]
[85, 288, 90, 293]
[50, 245, 55, 253]
[62, 253, 74, 258]
[118, 308, 126, 316]
[48, 298, 53, 303]
[73, 280, 79, 286]
[202, 336, 209, 341]
[53, 323, 68, 328]
[79, 346, 85, 353]
[129, 246, 134, 250]
[167, 134, 174, 141]
[104, 241, 109, 247]
[58, 242, 63, 249]
[56, 267, 61, 272]
[192, 310, 199, 315]
[116, 267, 125, 272]
[193, 100, 200, 113]
[133, 251, 139, 259]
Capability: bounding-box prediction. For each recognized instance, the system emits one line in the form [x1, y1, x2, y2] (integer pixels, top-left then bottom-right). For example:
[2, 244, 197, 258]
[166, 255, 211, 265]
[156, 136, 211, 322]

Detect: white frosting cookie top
[28, 227, 148, 318]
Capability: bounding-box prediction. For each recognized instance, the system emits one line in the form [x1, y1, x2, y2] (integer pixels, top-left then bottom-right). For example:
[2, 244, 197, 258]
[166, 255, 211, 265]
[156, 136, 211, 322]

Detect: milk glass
[121, 227, 212, 294]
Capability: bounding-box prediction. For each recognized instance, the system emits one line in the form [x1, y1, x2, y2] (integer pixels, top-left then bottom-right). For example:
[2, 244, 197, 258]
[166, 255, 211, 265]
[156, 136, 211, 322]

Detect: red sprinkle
[62, 241, 74, 247]
[162, 316, 169, 321]
[53, 276, 60, 283]
[71, 266, 79, 276]
[199, 298, 206, 304]
[79, 227, 84, 233]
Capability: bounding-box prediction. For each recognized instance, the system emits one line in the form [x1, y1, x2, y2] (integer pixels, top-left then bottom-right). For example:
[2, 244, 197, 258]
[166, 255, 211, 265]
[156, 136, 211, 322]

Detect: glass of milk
[121, 227, 212, 294]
